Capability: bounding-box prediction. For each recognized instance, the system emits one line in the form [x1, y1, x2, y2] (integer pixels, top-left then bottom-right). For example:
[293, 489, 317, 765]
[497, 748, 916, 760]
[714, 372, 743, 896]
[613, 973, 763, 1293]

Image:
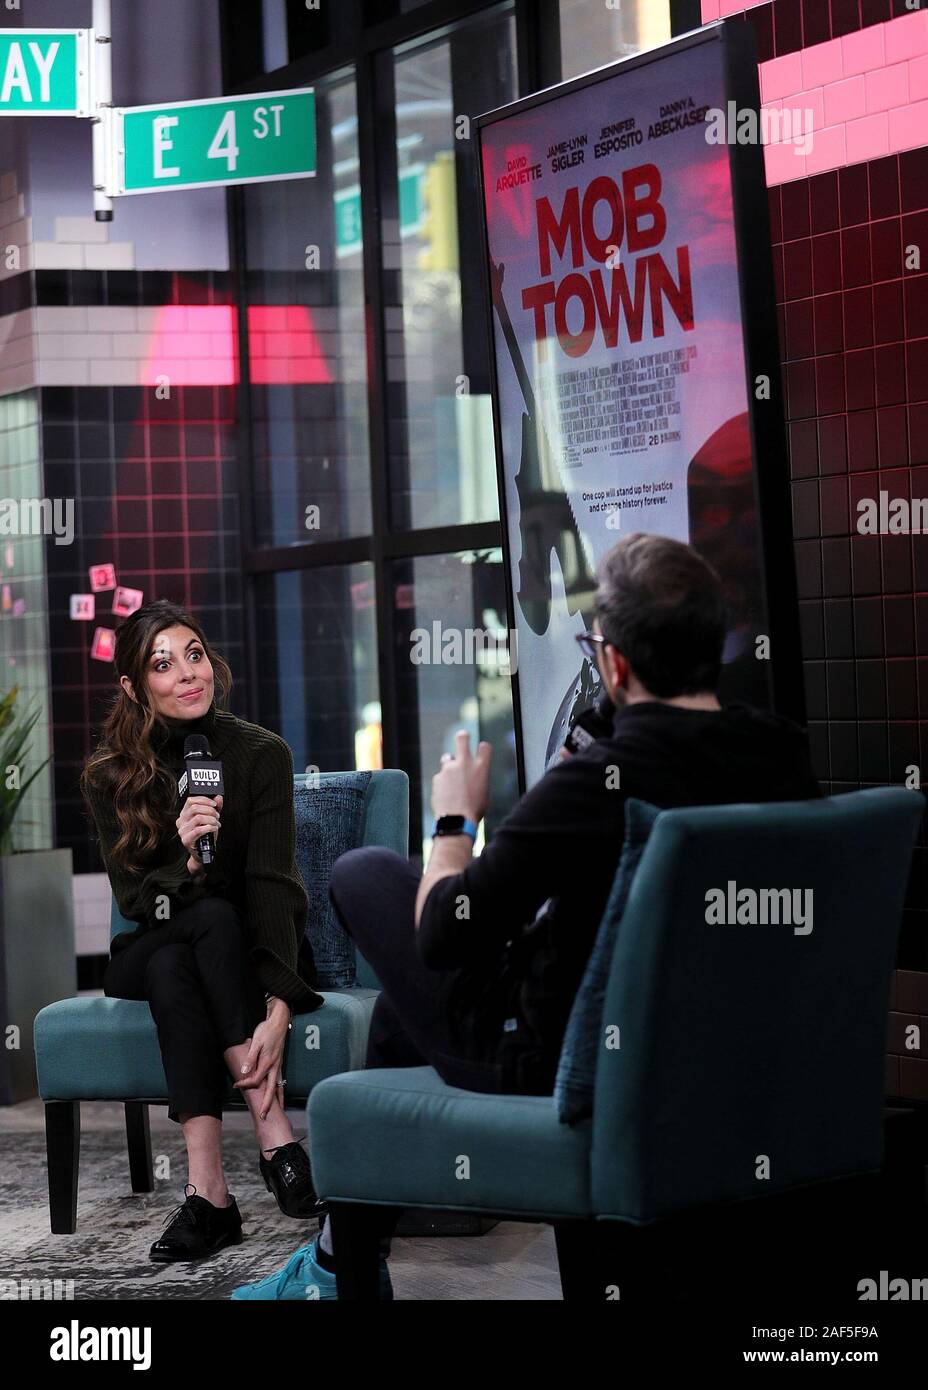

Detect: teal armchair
[34, 769, 407, 1234]
[306, 788, 924, 1299]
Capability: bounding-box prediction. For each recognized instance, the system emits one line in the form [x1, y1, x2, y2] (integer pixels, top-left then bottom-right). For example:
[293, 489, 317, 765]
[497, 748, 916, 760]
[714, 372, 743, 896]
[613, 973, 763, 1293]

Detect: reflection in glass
[392, 549, 517, 860]
[255, 562, 379, 775]
[558, 0, 671, 80]
[387, 7, 517, 530]
[243, 72, 371, 546]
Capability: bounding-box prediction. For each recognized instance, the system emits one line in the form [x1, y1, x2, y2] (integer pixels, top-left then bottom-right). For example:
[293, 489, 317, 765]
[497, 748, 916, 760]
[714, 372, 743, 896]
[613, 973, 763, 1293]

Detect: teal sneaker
[230, 1235, 393, 1300]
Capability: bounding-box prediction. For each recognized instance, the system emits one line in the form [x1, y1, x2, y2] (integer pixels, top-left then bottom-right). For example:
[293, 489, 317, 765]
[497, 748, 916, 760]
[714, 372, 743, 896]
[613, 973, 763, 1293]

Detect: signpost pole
[91, 0, 113, 222]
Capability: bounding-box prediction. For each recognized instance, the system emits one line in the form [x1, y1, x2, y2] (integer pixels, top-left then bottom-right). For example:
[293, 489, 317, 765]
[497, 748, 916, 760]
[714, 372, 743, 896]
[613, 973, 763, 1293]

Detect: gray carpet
[0, 1099, 561, 1300]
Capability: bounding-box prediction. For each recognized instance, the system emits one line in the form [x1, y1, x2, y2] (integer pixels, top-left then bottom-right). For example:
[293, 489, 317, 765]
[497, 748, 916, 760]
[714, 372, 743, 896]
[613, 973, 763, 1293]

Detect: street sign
[334, 165, 424, 258]
[106, 87, 316, 196]
[0, 29, 91, 117]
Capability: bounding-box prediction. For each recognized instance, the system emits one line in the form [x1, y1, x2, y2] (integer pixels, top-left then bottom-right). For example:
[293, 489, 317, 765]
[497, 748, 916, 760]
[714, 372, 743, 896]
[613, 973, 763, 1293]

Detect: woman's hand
[176, 793, 223, 865]
[233, 1001, 290, 1119]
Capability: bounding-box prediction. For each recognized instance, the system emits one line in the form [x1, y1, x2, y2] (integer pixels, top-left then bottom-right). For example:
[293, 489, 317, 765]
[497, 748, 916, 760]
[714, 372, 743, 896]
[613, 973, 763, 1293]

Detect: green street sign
[335, 165, 424, 257]
[0, 29, 91, 116]
[107, 88, 316, 196]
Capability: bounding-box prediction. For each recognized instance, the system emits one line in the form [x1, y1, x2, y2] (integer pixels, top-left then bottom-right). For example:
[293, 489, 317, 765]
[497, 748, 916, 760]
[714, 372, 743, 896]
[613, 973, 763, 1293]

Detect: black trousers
[103, 896, 268, 1124]
[329, 846, 506, 1093]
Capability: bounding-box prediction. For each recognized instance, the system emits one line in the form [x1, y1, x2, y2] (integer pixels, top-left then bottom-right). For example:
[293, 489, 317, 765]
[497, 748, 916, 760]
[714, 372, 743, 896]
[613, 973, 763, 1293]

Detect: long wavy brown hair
[80, 599, 233, 874]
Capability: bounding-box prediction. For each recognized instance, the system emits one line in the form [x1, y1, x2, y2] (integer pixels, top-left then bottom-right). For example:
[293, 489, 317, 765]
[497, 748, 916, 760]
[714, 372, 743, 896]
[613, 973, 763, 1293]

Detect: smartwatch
[432, 814, 478, 840]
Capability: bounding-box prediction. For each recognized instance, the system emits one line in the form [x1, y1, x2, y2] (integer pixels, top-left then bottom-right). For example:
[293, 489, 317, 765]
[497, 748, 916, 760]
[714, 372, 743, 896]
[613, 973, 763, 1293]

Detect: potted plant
[0, 686, 76, 1103]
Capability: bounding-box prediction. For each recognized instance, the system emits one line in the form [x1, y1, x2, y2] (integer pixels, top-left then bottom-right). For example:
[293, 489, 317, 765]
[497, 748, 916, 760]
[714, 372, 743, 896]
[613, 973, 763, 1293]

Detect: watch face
[436, 815, 466, 834]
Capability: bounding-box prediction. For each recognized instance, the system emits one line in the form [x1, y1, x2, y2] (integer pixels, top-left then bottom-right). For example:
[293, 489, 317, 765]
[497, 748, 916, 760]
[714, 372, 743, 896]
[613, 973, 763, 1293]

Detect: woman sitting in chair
[81, 598, 322, 1262]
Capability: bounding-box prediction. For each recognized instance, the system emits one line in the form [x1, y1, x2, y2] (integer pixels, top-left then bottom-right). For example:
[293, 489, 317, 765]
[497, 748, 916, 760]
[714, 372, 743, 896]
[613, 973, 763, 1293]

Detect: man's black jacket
[418, 700, 822, 1094]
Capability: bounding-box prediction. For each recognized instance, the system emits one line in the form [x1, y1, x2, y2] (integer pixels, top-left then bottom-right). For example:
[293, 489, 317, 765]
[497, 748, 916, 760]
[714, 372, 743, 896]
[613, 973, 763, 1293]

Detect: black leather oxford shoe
[149, 1184, 244, 1262]
[259, 1140, 318, 1218]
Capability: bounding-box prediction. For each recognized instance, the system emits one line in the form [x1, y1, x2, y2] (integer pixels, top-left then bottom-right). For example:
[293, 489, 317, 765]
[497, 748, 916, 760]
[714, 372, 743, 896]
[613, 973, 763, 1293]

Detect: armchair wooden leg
[125, 1102, 154, 1193]
[329, 1202, 391, 1301]
[554, 1221, 608, 1300]
[45, 1101, 80, 1234]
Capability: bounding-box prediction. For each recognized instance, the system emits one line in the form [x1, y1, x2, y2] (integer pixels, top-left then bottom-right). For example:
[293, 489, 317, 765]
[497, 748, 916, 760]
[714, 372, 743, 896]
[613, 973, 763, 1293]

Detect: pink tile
[842, 26, 883, 78]
[824, 74, 867, 125]
[764, 139, 807, 186]
[888, 97, 928, 152]
[719, 0, 746, 15]
[761, 51, 804, 101]
[803, 123, 846, 177]
[885, 10, 928, 67]
[701, 0, 721, 19]
[866, 62, 910, 113]
[909, 53, 928, 102]
[846, 111, 890, 164]
[802, 37, 845, 91]
[785, 88, 824, 131]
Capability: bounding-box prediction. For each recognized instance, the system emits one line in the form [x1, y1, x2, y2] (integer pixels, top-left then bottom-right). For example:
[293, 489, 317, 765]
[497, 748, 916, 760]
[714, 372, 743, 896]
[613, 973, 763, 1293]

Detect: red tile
[841, 223, 872, 286]
[873, 279, 905, 342]
[846, 347, 877, 407]
[869, 154, 900, 218]
[870, 217, 902, 280]
[900, 148, 928, 212]
[790, 417, 819, 476]
[839, 162, 870, 224]
[784, 237, 813, 298]
[877, 404, 909, 468]
[843, 285, 874, 348]
[909, 403, 928, 464]
[787, 357, 818, 416]
[831, 0, 862, 39]
[898, 1057, 928, 1100]
[786, 296, 816, 357]
[782, 178, 812, 238]
[815, 291, 845, 353]
[817, 352, 848, 413]
[803, 0, 831, 47]
[768, 183, 783, 242]
[774, 0, 804, 57]
[809, 170, 840, 232]
[812, 230, 843, 293]
[907, 338, 928, 401]
[876, 341, 906, 405]
[819, 413, 849, 472]
[902, 209, 928, 265]
[848, 408, 878, 470]
[904, 275, 928, 340]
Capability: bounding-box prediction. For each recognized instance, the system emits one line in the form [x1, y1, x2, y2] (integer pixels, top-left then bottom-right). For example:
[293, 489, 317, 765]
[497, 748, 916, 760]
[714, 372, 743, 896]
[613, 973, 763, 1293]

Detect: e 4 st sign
[106, 88, 316, 196]
[0, 29, 91, 116]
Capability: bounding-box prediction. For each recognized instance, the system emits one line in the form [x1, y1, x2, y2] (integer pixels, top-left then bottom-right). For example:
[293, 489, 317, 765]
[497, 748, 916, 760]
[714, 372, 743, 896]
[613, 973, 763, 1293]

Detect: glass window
[242, 71, 372, 547]
[386, 6, 518, 530]
[254, 562, 380, 775]
[392, 548, 518, 860]
[558, 0, 671, 80]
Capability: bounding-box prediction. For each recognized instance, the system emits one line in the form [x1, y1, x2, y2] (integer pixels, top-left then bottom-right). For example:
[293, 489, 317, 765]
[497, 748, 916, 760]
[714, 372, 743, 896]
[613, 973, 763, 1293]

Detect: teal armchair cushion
[294, 772, 371, 987]
[554, 798, 660, 1125]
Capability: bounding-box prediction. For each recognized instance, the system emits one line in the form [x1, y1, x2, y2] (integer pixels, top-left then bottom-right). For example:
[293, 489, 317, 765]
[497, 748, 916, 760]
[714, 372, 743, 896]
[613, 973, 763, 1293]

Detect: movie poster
[478, 35, 770, 785]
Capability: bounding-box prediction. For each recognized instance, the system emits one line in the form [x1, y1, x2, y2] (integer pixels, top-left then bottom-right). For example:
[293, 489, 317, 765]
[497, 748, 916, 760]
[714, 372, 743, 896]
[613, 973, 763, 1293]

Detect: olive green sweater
[83, 700, 323, 1013]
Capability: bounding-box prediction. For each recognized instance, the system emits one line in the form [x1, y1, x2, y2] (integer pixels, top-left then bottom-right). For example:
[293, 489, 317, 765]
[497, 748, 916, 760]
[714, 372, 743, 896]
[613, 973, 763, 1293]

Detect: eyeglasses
[575, 630, 607, 662]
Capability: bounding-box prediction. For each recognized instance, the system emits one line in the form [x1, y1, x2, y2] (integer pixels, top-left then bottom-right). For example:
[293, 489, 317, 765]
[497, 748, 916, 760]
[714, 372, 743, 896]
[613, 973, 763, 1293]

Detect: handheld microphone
[563, 689, 616, 755]
[179, 735, 225, 866]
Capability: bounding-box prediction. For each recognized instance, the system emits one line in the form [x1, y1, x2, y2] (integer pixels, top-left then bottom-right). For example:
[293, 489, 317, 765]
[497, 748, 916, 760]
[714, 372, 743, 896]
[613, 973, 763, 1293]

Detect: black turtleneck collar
[152, 698, 228, 760]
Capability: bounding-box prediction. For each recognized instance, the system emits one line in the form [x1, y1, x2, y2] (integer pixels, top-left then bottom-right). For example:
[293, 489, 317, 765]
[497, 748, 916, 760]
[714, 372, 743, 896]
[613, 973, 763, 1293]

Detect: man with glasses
[233, 530, 820, 1298]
